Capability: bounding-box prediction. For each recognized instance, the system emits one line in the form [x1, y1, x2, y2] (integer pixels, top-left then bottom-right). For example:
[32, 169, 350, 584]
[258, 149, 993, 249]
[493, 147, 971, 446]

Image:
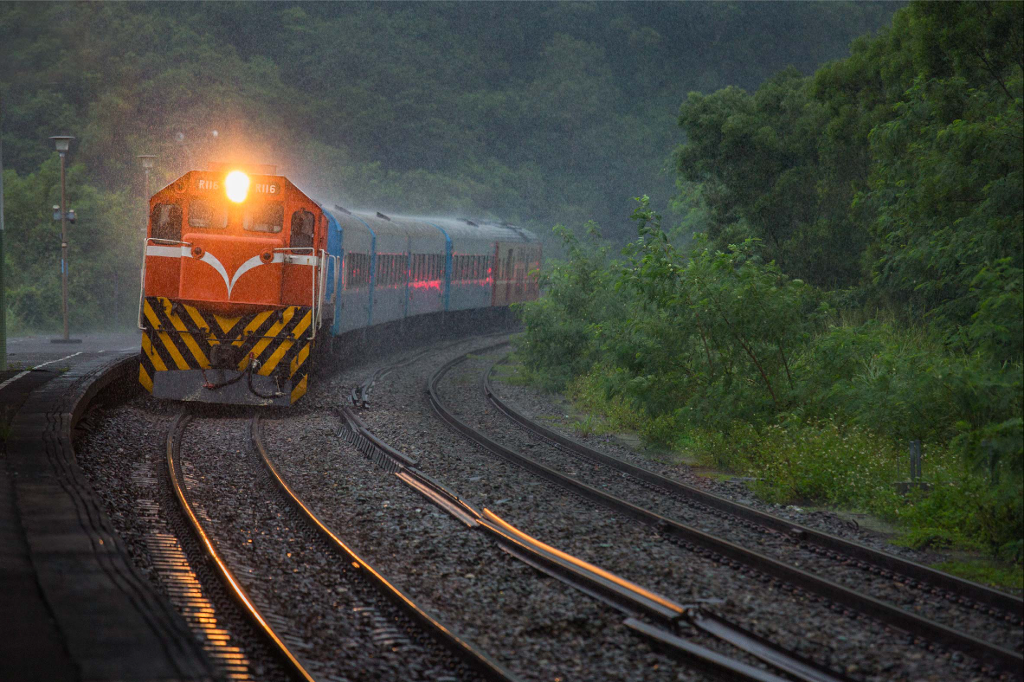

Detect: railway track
[167, 410, 517, 682]
[137, 449, 279, 682]
[167, 412, 319, 682]
[249, 413, 516, 682]
[342, 350, 866, 682]
[483, 355, 1024, 624]
[426, 347, 1024, 678]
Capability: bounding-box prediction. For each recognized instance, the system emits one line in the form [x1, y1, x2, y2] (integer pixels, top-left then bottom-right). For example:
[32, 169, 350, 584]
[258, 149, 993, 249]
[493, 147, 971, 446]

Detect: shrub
[746, 420, 1022, 560]
[514, 200, 1022, 562]
[747, 420, 901, 510]
[513, 222, 622, 391]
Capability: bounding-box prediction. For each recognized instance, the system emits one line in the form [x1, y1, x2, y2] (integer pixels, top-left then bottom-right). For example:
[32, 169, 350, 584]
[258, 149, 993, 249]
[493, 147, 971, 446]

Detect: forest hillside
[0, 2, 895, 331]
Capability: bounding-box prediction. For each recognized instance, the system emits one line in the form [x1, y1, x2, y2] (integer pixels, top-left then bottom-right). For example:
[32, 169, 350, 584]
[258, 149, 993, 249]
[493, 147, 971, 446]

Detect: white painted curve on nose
[199, 251, 232, 294]
[228, 254, 270, 295]
[145, 246, 318, 298]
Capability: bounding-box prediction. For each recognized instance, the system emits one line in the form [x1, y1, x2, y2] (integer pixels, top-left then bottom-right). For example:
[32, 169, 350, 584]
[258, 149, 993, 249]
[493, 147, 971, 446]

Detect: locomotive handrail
[317, 248, 328, 333]
[147, 238, 194, 245]
[138, 237, 193, 331]
[322, 252, 340, 307]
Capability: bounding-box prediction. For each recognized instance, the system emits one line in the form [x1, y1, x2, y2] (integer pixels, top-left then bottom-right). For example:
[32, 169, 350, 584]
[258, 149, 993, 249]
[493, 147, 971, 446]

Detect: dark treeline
[514, 2, 1022, 569]
[0, 1, 895, 331]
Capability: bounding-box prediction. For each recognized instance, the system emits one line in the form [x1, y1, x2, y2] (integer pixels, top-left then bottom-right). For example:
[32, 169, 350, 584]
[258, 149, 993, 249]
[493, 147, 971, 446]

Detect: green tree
[860, 3, 1023, 355]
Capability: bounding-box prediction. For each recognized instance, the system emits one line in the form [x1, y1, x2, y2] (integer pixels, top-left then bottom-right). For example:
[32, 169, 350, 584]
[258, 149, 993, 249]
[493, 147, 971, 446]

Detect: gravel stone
[71, 333, 1018, 682]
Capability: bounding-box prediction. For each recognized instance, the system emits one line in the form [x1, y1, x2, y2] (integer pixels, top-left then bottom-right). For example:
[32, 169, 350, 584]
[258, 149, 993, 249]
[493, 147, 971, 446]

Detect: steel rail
[166, 412, 319, 682]
[250, 413, 520, 682]
[351, 336, 509, 408]
[624, 618, 801, 682]
[479, 507, 856, 679]
[339, 402, 681, 625]
[336, 402, 847, 682]
[428, 351, 1024, 677]
[485, 357, 1024, 622]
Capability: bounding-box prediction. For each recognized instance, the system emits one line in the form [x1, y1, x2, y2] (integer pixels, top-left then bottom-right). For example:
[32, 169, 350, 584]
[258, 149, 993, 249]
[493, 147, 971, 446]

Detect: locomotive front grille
[139, 296, 312, 404]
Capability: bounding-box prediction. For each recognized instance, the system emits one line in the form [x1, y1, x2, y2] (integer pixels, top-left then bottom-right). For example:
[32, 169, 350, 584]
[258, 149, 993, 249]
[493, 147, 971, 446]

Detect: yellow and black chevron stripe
[139, 296, 314, 403]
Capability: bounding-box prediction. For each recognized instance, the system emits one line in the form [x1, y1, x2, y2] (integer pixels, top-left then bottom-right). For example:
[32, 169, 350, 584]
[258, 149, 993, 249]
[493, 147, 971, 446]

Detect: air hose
[202, 356, 284, 400]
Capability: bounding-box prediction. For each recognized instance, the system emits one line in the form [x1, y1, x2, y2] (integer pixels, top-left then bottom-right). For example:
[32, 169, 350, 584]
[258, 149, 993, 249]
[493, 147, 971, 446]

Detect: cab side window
[289, 209, 315, 248]
[151, 203, 182, 240]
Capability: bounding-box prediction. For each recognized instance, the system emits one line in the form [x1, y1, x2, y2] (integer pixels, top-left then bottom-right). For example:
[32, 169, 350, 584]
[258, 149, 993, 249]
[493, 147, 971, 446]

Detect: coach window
[347, 253, 370, 287]
[289, 209, 315, 248]
[188, 199, 227, 229]
[244, 202, 284, 233]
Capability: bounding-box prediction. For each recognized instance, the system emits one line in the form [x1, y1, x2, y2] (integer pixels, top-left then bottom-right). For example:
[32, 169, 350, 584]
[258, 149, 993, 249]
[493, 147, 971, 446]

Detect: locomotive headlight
[225, 170, 250, 203]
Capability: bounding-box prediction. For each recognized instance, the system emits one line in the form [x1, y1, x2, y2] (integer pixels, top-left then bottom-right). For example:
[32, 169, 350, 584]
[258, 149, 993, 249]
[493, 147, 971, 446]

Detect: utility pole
[1, 93, 7, 371]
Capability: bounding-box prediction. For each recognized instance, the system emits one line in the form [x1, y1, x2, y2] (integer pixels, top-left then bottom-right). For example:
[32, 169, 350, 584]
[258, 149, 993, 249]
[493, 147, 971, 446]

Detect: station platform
[1, 334, 214, 681]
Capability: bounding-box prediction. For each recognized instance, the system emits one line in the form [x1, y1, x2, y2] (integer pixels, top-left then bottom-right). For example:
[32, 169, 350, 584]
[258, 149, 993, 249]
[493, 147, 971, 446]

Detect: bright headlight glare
[225, 170, 250, 203]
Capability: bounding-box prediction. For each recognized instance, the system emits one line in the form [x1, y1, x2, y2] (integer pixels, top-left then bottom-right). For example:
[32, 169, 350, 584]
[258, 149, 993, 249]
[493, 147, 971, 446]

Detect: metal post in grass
[909, 439, 922, 483]
[138, 154, 155, 207]
[984, 440, 998, 486]
[896, 439, 929, 495]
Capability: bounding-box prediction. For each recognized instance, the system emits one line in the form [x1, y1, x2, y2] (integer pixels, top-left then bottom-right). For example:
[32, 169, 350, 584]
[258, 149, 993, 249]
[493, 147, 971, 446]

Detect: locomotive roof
[325, 208, 538, 243]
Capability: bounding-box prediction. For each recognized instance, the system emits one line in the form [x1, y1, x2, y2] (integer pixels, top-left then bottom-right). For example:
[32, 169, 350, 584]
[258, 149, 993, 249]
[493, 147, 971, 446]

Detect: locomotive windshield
[244, 202, 284, 233]
[188, 199, 228, 229]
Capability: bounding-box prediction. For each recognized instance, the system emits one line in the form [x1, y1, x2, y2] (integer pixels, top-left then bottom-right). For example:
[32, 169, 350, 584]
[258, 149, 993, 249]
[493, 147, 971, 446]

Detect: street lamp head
[50, 135, 75, 153]
[138, 154, 157, 169]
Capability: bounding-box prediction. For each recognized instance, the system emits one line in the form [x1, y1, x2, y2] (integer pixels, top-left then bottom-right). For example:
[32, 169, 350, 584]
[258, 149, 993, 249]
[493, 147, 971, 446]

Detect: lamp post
[138, 154, 156, 195]
[49, 135, 80, 344]
[174, 131, 192, 173]
[138, 154, 156, 231]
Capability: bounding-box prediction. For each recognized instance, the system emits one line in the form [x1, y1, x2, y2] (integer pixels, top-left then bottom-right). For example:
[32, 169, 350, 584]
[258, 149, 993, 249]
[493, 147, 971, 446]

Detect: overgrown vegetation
[514, 2, 1023, 570]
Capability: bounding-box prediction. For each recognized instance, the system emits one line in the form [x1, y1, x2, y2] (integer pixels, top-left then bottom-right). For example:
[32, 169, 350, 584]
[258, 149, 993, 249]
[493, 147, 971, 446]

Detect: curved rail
[250, 413, 519, 682]
[166, 412, 319, 682]
[338, 362, 849, 682]
[485, 357, 1024, 620]
[350, 347, 434, 408]
[428, 351, 1024, 677]
[350, 335, 510, 408]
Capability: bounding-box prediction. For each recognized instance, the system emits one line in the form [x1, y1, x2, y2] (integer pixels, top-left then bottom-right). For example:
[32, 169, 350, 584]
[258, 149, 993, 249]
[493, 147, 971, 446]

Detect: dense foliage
[515, 2, 1023, 563]
[0, 2, 895, 333]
